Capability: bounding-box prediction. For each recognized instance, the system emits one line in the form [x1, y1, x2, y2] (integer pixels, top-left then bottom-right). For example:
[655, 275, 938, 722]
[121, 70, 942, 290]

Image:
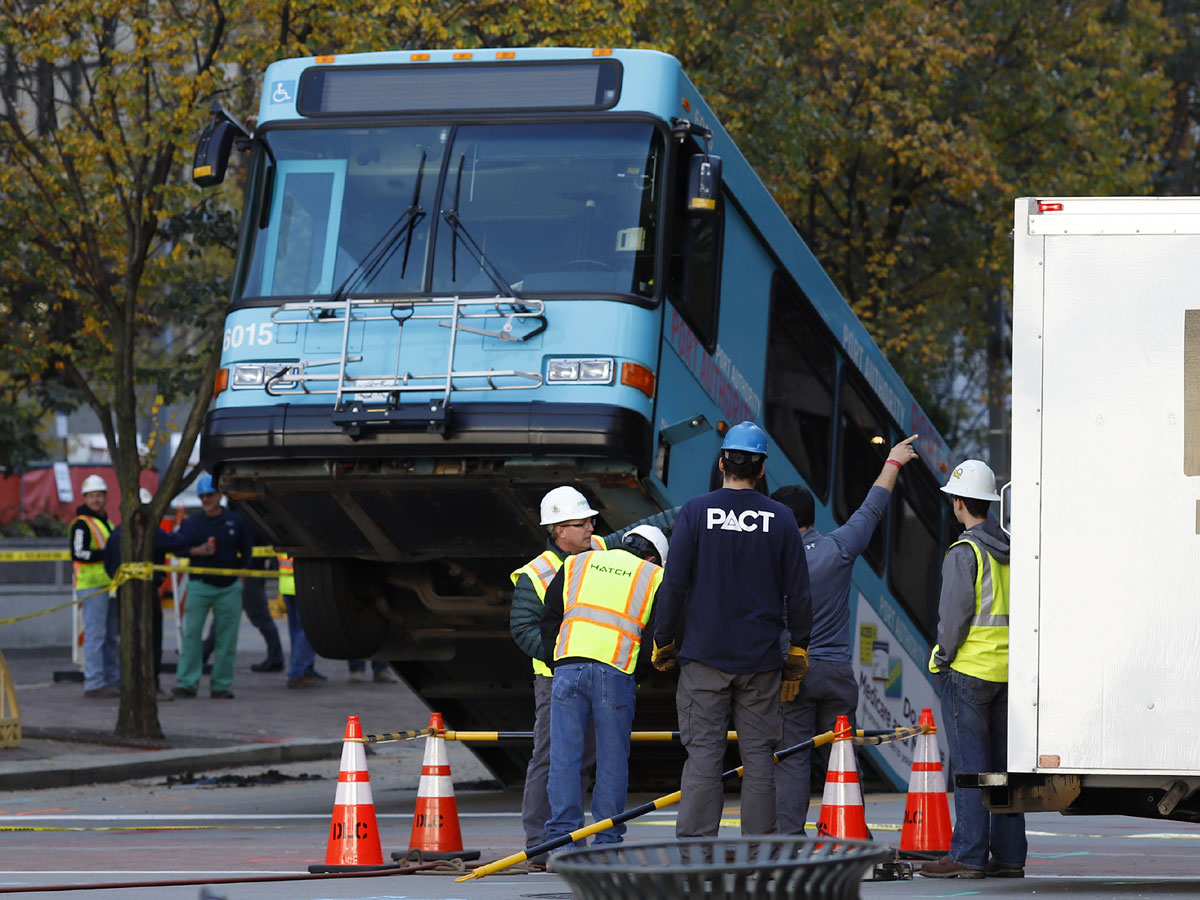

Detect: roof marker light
[592, 48, 613, 56]
[1038, 202, 1064, 212]
[411, 52, 430, 61]
[453, 52, 473, 60]
[495, 51, 516, 59]
[315, 56, 335, 64]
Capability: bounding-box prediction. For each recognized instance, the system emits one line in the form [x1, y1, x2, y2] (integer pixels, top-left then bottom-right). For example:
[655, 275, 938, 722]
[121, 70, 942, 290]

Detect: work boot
[987, 859, 1025, 878]
[917, 856, 985, 879]
[250, 659, 283, 673]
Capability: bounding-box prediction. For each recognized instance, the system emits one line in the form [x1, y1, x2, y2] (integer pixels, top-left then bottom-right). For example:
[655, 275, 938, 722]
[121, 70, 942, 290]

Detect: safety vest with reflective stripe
[72, 515, 113, 589]
[511, 535, 607, 677]
[277, 555, 295, 596]
[945, 537, 1010, 683]
[554, 548, 662, 675]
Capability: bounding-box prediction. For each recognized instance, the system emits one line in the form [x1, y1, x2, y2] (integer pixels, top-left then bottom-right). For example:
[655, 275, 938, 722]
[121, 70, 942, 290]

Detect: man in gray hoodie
[919, 460, 1027, 880]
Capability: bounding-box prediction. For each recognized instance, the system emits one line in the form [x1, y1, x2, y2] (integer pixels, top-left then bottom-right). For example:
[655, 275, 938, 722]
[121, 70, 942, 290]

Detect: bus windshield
[237, 121, 663, 301]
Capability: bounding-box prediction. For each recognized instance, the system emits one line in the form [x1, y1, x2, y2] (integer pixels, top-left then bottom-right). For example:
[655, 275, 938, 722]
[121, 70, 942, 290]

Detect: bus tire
[293, 558, 387, 659]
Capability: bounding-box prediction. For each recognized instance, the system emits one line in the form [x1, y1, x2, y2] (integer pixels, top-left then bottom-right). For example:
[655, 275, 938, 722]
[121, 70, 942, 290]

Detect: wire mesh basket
[549, 837, 888, 900]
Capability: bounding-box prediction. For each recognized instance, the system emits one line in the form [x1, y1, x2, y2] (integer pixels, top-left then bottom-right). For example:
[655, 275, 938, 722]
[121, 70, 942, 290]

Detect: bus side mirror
[192, 119, 238, 188]
[686, 154, 723, 215]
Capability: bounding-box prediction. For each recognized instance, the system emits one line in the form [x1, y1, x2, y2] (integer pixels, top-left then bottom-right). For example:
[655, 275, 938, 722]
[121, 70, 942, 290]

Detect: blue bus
[194, 47, 959, 789]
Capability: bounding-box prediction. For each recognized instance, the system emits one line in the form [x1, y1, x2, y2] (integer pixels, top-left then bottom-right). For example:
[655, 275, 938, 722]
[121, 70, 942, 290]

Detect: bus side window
[764, 273, 836, 499]
[667, 141, 722, 349]
[835, 373, 888, 571]
[887, 463, 943, 639]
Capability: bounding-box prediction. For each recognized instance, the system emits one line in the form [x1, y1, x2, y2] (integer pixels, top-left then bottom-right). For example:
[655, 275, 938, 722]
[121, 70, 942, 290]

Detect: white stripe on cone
[333, 780, 375, 806]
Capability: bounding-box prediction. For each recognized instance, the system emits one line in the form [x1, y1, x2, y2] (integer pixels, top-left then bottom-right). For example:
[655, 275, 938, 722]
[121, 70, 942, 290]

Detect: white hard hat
[941, 459, 1000, 502]
[539, 486, 598, 526]
[81, 474, 108, 495]
[623, 524, 669, 566]
[139, 488, 153, 504]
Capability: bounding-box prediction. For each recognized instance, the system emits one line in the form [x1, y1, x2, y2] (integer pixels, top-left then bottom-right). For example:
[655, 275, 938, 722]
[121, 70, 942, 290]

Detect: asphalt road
[1, 755, 1199, 899]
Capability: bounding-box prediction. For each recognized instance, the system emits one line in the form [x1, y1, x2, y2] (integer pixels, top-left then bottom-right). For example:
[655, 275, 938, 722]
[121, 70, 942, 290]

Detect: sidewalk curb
[0, 739, 343, 791]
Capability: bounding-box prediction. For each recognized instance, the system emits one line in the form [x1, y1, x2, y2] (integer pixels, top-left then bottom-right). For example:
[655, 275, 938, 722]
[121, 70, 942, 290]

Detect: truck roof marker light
[592, 48, 613, 56]
[495, 51, 516, 60]
[453, 52, 473, 60]
[621, 362, 656, 398]
[315, 56, 335, 64]
[411, 53, 430, 61]
[213, 368, 229, 399]
[1038, 201, 1064, 212]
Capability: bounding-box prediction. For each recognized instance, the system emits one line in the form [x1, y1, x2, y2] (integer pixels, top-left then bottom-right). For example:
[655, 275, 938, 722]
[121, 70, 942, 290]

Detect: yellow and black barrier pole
[361, 726, 913, 745]
[455, 724, 926, 881]
[457, 730, 838, 882]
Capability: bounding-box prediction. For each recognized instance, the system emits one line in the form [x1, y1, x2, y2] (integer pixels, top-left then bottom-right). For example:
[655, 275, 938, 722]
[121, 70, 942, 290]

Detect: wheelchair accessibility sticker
[270, 80, 296, 104]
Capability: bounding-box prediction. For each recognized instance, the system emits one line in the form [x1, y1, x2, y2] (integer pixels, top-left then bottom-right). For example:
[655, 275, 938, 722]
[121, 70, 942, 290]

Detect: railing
[264, 295, 546, 402]
[262, 295, 547, 434]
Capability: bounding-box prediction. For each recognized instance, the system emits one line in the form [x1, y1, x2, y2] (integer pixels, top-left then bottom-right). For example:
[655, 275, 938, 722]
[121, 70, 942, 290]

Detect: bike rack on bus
[265, 295, 546, 436]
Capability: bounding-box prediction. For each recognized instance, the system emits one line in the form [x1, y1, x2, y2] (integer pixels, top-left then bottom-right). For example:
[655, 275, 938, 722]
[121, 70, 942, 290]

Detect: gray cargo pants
[676, 660, 782, 837]
[776, 657, 859, 833]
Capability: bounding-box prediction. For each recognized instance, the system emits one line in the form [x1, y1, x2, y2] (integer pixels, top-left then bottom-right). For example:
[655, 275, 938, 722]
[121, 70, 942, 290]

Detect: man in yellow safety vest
[70, 474, 118, 698]
[538, 525, 669, 847]
[919, 459, 1026, 880]
[508, 486, 676, 853]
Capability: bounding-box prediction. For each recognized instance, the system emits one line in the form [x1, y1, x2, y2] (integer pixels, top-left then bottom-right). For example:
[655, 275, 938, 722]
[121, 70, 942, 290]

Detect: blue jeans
[546, 662, 636, 846]
[523, 674, 596, 848]
[939, 670, 1027, 870]
[79, 588, 120, 691]
[284, 594, 315, 679]
[348, 658, 389, 674]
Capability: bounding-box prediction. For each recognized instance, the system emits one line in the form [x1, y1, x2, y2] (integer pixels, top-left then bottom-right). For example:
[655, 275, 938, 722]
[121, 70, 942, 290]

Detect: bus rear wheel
[293, 558, 387, 659]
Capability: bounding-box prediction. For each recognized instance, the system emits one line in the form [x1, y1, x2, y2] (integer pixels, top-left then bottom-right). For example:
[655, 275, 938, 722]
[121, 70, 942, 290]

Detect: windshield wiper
[441, 154, 520, 299]
[328, 150, 427, 302]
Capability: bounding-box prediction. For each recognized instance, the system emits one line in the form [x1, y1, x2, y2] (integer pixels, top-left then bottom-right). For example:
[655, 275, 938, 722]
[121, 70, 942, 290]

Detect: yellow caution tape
[0, 596, 84, 626]
[0, 546, 277, 563]
[0, 560, 281, 627]
[0, 549, 71, 562]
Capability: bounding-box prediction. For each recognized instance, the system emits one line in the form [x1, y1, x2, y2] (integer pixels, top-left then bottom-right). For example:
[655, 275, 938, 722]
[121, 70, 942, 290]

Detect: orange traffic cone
[899, 708, 952, 858]
[399, 712, 480, 861]
[815, 715, 870, 840]
[308, 715, 397, 873]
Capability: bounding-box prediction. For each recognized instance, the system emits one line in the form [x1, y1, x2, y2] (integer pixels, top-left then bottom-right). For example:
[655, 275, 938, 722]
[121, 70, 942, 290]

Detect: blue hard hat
[196, 473, 216, 495]
[721, 421, 768, 457]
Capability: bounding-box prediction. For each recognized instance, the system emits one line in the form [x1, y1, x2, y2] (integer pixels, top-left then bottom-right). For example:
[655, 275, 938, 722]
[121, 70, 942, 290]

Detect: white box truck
[972, 197, 1200, 821]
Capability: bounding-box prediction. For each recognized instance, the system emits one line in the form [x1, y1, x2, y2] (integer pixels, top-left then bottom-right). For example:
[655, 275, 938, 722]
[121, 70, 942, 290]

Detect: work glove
[651, 639, 678, 672]
[779, 646, 809, 702]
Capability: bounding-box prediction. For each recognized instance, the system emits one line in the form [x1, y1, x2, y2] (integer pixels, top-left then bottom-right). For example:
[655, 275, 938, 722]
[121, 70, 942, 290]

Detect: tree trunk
[115, 517, 163, 739]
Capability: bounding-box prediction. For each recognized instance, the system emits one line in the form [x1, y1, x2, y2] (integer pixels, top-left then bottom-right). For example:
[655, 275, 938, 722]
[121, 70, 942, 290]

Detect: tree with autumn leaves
[0, 0, 1195, 738]
[0, 0, 648, 738]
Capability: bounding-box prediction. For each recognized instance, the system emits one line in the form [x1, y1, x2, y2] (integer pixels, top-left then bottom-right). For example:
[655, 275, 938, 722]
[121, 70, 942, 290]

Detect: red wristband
[885, 459, 902, 469]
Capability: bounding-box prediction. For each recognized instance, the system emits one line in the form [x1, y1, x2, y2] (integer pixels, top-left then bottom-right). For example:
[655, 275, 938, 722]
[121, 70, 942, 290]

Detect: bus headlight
[546, 357, 614, 384]
[231, 363, 297, 389]
[232, 364, 265, 386]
